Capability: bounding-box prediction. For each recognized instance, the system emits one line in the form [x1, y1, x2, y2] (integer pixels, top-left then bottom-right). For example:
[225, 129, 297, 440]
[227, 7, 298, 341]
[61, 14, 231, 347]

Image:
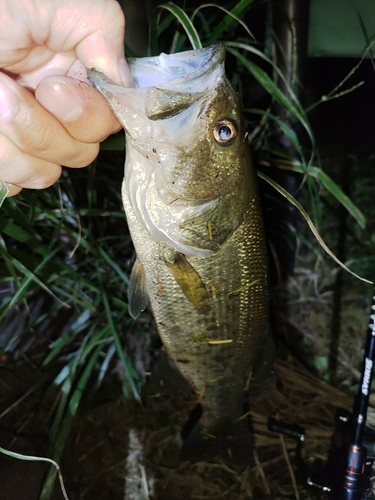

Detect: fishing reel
[268, 288, 375, 500]
[268, 409, 375, 499]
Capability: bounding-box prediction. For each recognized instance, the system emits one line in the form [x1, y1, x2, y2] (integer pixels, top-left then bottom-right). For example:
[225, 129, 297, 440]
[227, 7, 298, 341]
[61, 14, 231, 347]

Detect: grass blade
[0, 250, 69, 320]
[150, 2, 202, 55]
[100, 281, 140, 401]
[42, 309, 94, 366]
[41, 343, 104, 500]
[251, 109, 304, 159]
[0, 447, 69, 500]
[195, 0, 255, 45]
[98, 246, 130, 285]
[227, 46, 313, 153]
[258, 171, 372, 285]
[268, 160, 367, 229]
[0, 182, 9, 207]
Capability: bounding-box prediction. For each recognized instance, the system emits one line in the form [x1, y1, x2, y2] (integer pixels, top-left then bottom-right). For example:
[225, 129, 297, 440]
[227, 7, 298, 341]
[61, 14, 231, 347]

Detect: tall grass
[0, 150, 144, 496]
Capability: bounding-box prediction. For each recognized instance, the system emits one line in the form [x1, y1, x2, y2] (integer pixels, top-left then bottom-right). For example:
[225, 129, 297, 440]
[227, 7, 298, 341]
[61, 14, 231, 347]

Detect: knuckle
[22, 165, 62, 189]
[0, 132, 62, 189]
[6, 184, 23, 197]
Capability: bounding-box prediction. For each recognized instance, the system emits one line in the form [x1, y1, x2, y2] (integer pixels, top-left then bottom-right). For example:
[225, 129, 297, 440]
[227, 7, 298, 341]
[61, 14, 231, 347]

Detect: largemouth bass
[89, 44, 271, 459]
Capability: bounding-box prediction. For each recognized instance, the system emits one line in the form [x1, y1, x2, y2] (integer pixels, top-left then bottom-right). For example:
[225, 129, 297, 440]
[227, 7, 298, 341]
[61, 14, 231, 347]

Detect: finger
[0, 132, 62, 189]
[70, 1, 132, 86]
[35, 76, 121, 143]
[6, 184, 23, 197]
[1, 0, 131, 86]
[0, 73, 99, 168]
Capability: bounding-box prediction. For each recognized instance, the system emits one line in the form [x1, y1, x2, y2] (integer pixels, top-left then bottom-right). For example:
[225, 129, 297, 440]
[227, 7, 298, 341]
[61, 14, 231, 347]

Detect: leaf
[43, 309, 94, 366]
[269, 160, 367, 229]
[0, 182, 9, 207]
[98, 246, 130, 285]
[95, 343, 116, 389]
[197, 0, 255, 45]
[0, 236, 21, 291]
[100, 280, 140, 401]
[257, 171, 373, 285]
[227, 46, 314, 151]
[0, 248, 69, 321]
[104, 305, 140, 400]
[251, 109, 304, 159]
[0, 215, 36, 243]
[41, 343, 104, 500]
[2, 196, 34, 230]
[0, 447, 70, 500]
[150, 2, 202, 55]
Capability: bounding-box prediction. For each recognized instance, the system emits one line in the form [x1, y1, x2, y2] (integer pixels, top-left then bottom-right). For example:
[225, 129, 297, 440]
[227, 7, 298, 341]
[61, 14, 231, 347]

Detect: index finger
[1, 0, 132, 86]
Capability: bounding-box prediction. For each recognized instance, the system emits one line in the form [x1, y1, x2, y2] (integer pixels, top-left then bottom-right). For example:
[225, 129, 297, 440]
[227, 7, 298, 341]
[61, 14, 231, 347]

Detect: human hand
[0, 0, 132, 196]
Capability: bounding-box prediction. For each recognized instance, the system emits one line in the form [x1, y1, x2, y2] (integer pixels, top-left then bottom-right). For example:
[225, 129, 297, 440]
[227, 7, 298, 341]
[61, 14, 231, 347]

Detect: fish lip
[88, 43, 226, 92]
[87, 68, 110, 91]
[128, 43, 226, 89]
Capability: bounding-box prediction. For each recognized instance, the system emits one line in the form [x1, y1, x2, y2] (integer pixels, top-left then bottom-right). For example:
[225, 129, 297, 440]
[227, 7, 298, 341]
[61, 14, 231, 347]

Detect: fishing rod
[269, 287, 375, 499]
[327, 288, 375, 499]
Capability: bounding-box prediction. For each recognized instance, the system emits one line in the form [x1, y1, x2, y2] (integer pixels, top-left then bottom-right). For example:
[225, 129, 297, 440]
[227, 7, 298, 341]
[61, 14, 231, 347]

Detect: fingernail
[36, 79, 84, 122]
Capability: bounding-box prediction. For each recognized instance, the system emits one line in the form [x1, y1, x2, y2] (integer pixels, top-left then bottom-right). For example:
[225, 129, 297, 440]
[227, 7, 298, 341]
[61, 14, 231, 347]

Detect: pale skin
[0, 0, 132, 196]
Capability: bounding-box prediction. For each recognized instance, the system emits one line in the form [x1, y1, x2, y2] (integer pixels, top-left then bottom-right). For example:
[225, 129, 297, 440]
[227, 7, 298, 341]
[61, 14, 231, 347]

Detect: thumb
[73, 2, 132, 86]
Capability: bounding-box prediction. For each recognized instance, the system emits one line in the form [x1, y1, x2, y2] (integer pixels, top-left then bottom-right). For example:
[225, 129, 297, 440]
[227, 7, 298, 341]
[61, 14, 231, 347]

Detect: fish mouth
[128, 43, 226, 89]
[88, 44, 226, 133]
[88, 43, 226, 94]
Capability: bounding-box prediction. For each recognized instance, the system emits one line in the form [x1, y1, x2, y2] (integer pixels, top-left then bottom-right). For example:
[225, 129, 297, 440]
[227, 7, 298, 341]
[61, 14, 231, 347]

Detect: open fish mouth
[88, 44, 227, 131]
[127, 43, 226, 89]
[89, 43, 226, 91]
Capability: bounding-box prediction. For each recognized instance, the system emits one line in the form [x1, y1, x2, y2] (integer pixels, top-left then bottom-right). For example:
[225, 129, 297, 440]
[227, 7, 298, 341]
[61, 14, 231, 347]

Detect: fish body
[89, 44, 271, 456]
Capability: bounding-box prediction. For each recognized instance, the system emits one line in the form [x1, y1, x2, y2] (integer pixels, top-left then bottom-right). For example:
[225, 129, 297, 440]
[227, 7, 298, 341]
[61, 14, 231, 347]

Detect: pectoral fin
[165, 253, 210, 314]
[128, 258, 149, 319]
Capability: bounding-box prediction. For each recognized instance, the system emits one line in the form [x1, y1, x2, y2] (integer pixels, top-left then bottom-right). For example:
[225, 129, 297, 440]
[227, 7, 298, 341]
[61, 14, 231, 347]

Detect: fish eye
[213, 119, 237, 145]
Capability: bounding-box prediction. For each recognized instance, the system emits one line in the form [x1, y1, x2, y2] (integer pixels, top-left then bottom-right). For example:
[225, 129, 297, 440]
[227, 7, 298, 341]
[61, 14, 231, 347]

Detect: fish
[89, 43, 272, 460]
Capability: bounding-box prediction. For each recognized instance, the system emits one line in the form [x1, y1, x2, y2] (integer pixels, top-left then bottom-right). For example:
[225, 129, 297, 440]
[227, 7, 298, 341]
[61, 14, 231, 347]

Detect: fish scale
[89, 43, 271, 459]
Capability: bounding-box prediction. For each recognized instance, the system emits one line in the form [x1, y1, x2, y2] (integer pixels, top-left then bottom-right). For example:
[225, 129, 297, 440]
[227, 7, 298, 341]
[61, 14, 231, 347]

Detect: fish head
[89, 44, 255, 256]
